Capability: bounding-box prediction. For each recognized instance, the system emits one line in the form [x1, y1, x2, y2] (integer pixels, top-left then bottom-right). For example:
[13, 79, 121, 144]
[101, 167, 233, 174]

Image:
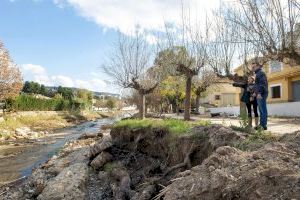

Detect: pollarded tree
[224, 0, 300, 65]
[102, 32, 157, 119]
[0, 41, 23, 101]
[156, 44, 209, 121]
[193, 70, 219, 114]
[156, 2, 211, 120]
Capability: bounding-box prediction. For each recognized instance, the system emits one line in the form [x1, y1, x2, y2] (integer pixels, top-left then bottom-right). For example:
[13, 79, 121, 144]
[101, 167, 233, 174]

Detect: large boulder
[37, 163, 89, 200]
[90, 151, 113, 170]
[89, 134, 112, 158]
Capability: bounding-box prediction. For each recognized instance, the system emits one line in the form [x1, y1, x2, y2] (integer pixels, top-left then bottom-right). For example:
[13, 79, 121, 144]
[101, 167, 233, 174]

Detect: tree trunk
[195, 94, 200, 114]
[139, 93, 146, 119]
[184, 76, 192, 121]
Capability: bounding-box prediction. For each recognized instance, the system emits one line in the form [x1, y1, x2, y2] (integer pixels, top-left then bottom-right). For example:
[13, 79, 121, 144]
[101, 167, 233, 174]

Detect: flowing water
[0, 117, 116, 187]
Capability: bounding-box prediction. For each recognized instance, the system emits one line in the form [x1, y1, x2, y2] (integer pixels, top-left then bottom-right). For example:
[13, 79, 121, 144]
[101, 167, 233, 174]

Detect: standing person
[233, 76, 259, 127]
[252, 62, 268, 130]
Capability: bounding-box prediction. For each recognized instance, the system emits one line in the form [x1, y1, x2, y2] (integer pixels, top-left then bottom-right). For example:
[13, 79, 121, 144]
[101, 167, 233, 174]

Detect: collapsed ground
[1, 118, 299, 200]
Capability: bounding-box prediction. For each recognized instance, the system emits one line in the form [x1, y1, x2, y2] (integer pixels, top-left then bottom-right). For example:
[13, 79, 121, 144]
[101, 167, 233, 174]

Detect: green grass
[236, 129, 278, 150]
[230, 125, 254, 134]
[114, 118, 211, 135]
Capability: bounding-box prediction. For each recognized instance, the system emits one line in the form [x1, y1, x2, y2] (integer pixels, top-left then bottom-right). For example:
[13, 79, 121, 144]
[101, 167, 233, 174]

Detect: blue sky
[0, 0, 219, 93]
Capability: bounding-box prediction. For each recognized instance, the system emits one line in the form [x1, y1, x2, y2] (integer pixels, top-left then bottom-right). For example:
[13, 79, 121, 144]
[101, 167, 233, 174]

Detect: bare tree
[208, 8, 237, 77]
[0, 41, 23, 102]
[224, 0, 300, 65]
[193, 70, 219, 114]
[102, 32, 157, 119]
[157, 3, 210, 120]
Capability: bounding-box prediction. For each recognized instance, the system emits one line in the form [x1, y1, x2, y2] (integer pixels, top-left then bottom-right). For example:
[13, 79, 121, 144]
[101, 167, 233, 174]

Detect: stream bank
[0, 117, 115, 188]
[1, 119, 300, 200]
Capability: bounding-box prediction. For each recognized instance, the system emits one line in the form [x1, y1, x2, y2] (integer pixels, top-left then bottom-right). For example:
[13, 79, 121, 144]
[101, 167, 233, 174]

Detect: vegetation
[0, 114, 69, 132]
[0, 41, 23, 101]
[4, 94, 85, 111]
[106, 99, 116, 109]
[114, 118, 211, 135]
[22, 81, 47, 95]
[0, 111, 104, 139]
[236, 129, 279, 151]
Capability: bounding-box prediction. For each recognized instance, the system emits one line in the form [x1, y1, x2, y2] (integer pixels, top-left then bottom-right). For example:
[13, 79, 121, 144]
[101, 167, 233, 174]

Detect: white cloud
[53, 0, 220, 36]
[21, 63, 114, 92]
[22, 64, 46, 75]
[51, 75, 74, 87]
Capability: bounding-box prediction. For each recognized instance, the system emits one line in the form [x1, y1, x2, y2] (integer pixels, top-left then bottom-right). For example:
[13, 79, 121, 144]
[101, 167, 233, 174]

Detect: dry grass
[0, 111, 104, 139]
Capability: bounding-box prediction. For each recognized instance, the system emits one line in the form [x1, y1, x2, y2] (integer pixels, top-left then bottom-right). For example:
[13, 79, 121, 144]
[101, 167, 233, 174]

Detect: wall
[208, 101, 300, 117]
[200, 82, 240, 107]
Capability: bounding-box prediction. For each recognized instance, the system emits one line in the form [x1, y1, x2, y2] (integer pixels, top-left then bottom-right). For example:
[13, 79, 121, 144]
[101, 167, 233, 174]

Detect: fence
[208, 101, 300, 117]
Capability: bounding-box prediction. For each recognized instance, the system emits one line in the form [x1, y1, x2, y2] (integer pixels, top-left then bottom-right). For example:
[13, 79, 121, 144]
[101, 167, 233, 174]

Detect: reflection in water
[0, 118, 116, 187]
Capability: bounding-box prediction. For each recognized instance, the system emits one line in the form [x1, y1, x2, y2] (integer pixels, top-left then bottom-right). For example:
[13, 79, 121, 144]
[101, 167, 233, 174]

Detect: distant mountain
[45, 86, 120, 98]
[92, 91, 120, 98]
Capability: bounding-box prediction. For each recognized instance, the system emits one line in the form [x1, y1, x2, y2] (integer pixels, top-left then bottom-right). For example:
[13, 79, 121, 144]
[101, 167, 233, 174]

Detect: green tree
[40, 84, 47, 96]
[22, 81, 41, 94]
[57, 86, 74, 100]
[22, 81, 31, 93]
[106, 99, 115, 110]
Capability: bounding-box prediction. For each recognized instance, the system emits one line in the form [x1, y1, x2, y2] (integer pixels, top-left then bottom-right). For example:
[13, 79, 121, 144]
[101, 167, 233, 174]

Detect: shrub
[5, 94, 86, 111]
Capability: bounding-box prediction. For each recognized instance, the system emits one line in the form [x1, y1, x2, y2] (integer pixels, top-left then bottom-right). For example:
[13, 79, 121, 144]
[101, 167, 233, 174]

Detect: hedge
[4, 95, 86, 111]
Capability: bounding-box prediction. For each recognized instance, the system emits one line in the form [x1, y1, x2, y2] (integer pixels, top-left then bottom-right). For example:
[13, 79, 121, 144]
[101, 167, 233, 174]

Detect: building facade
[200, 79, 241, 107]
[235, 62, 300, 103]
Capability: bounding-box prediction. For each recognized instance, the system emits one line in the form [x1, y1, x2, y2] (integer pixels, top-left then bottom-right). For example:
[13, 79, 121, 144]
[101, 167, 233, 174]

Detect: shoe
[254, 117, 259, 127]
[254, 125, 267, 131]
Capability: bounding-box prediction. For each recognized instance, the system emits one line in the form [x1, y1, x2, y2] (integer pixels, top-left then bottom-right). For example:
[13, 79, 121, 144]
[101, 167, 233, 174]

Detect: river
[0, 117, 116, 187]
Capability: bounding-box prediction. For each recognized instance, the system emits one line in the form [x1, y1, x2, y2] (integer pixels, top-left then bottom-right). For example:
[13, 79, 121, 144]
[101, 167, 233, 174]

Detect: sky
[0, 0, 220, 94]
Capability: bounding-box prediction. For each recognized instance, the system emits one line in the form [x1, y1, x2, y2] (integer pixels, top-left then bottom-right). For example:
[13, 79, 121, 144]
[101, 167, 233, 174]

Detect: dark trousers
[246, 100, 258, 118]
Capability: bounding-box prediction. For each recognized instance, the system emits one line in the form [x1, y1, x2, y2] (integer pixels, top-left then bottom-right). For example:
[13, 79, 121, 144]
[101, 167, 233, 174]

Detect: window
[215, 95, 221, 100]
[271, 85, 281, 99]
[269, 60, 283, 73]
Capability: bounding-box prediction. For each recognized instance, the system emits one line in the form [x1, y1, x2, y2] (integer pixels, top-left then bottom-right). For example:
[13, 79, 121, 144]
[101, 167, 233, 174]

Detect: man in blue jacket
[252, 62, 268, 130]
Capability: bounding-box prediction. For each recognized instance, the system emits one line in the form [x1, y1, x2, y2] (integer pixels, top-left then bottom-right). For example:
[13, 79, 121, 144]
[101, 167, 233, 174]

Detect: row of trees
[22, 81, 48, 96]
[0, 41, 94, 112]
[103, 0, 300, 120]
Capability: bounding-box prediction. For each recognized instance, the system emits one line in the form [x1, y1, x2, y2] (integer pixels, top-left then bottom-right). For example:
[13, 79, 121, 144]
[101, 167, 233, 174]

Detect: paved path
[164, 114, 300, 135]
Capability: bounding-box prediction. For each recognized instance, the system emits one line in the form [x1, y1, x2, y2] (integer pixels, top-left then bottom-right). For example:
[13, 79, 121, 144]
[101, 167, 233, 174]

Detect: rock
[15, 127, 31, 137]
[78, 132, 102, 140]
[90, 152, 113, 170]
[28, 168, 50, 197]
[89, 135, 112, 158]
[101, 124, 113, 130]
[37, 163, 89, 200]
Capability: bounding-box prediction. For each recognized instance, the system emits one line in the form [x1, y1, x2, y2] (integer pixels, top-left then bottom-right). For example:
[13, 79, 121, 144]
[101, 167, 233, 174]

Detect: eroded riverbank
[1, 118, 299, 200]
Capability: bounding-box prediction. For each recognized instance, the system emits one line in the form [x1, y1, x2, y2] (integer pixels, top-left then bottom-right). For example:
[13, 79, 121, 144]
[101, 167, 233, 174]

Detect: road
[164, 113, 300, 135]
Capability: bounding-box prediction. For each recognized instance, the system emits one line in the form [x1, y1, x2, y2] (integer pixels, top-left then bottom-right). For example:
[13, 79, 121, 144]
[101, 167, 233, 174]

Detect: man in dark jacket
[252, 62, 268, 130]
